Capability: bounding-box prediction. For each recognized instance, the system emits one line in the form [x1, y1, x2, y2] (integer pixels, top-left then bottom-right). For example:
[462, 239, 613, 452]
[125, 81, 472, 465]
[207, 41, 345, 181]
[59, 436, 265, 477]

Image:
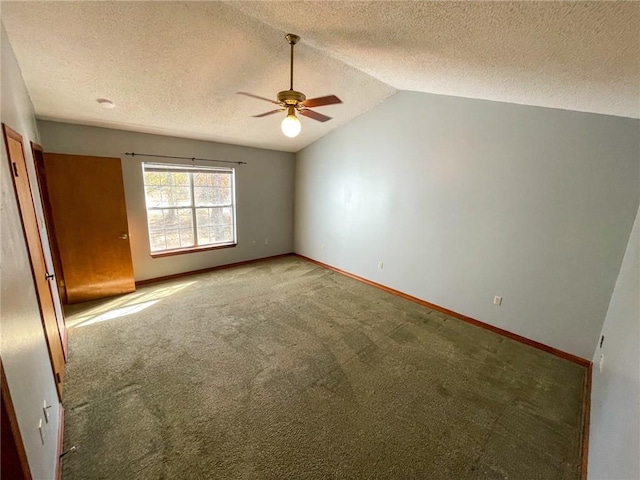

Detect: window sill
[150, 243, 237, 258]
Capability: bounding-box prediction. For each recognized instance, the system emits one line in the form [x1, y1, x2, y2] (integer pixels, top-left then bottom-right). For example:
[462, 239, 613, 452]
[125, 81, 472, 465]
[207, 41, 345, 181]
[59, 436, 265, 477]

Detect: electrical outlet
[264, 238, 269, 245]
[493, 296, 503, 306]
[251, 240, 256, 247]
[598, 354, 605, 372]
[378, 261, 383, 270]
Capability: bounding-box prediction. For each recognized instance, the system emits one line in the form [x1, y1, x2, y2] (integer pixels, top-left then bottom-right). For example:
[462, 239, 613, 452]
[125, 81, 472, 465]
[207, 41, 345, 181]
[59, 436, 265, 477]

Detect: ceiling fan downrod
[285, 33, 300, 91]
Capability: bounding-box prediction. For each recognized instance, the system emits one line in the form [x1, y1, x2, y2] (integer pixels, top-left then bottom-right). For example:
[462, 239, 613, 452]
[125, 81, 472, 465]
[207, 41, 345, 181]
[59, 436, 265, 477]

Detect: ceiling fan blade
[253, 109, 285, 118]
[299, 109, 332, 123]
[237, 92, 280, 105]
[302, 95, 342, 108]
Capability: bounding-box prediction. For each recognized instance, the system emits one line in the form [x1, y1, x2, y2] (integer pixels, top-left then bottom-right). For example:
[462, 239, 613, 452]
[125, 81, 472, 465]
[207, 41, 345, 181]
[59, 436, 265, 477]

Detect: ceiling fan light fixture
[239, 33, 342, 137]
[281, 106, 301, 138]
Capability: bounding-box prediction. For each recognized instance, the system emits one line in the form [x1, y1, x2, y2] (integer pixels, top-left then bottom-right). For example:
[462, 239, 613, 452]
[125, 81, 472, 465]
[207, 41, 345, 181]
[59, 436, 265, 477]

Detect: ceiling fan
[238, 33, 342, 138]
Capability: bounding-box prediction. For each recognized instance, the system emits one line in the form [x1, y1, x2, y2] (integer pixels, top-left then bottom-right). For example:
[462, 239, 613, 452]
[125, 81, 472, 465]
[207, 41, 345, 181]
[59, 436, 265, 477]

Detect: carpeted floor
[61, 256, 587, 479]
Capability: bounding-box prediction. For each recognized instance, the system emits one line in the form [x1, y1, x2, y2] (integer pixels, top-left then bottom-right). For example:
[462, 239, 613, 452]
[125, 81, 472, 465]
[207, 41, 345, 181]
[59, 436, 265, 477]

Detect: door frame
[32, 142, 68, 307]
[2, 124, 66, 399]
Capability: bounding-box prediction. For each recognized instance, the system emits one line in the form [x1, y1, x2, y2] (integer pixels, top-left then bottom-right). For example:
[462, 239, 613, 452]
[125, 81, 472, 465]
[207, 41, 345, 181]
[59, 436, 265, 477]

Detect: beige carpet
[62, 256, 587, 479]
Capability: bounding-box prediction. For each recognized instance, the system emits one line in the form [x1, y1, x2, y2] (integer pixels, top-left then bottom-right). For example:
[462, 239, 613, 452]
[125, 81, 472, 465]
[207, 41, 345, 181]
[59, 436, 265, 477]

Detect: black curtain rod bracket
[125, 152, 246, 165]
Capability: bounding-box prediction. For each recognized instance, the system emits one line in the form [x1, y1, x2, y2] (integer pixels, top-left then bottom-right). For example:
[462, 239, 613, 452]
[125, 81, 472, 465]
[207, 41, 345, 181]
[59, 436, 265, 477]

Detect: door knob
[118, 233, 129, 240]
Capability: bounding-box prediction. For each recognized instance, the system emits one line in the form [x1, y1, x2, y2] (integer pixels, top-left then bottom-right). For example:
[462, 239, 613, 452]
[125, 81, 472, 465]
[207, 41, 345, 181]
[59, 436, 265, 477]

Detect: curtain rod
[124, 152, 247, 165]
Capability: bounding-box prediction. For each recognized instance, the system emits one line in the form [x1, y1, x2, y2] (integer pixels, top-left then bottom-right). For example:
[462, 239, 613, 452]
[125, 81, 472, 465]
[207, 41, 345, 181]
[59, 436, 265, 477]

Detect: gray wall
[0, 25, 62, 479]
[588, 206, 639, 479]
[295, 91, 639, 359]
[38, 121, 295, 281]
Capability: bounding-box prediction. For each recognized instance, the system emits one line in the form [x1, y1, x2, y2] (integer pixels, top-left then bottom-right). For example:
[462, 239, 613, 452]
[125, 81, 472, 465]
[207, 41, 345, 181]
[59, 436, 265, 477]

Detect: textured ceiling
[1, 2, 638, 153]
[231, 1, 640, 119]
[0, 1, 394, 152]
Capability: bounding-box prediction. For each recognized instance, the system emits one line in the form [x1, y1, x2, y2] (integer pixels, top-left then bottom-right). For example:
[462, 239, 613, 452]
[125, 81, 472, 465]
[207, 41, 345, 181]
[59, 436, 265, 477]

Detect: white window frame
[142, 162, 237, 256]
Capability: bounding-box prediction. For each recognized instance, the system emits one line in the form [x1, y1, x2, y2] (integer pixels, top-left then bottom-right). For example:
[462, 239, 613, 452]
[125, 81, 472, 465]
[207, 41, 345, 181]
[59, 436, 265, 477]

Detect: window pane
[193, 172, 212, 187]
[170, 172, 189, 186]
[144, 171, 169, 186]
[147, 208, 193, 249]
[216, 187, 232, 205]
[164, 209, 177, 228]
[146, 185, 191, 208]
[165, 230, 181, 250]
[147, 209, 164, 230]
[194, 187, 231, 206]
[149, 232, 166, 252]
[179, 228, 194, 247]
[178, 209, 193, 229]
[156, 208, 184, 230]
[194, 186, 213, 206]
[197, 227, 211, 245]
[144, 186, 162, 208]
[195, 207, 233, 227]
[211, 207, 225, 225]
[196, 208, 209, 226]
[157, 186, 190, 207]
[212, 225, 233, 243]
[193, 172, 229, 187]
[220, 206, 233, 224]
[143, 164, 235, 253]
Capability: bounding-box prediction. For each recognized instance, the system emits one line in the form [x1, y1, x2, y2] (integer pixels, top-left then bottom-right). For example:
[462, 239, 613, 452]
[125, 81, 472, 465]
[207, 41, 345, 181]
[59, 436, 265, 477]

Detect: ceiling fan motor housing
[278, 90, 306, 105]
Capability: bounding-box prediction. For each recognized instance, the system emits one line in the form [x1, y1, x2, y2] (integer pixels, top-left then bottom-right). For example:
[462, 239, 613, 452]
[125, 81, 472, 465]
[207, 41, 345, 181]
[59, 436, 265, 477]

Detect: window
[142, 163, 236, 255]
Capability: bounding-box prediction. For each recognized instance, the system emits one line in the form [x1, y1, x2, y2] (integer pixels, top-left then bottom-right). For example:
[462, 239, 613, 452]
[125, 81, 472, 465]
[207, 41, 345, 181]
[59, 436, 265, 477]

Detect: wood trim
[580, 363, 592, 479]
[3, 124, 65, 400]
[150, 242, 237, 258]
[3, 123, 22, 143]
[294, 253, 592, 368]
[295, 253, 593, 475]
[1, 359, 33, 480]
[135, 253, 293, 286]
[56, 403, 65, 480]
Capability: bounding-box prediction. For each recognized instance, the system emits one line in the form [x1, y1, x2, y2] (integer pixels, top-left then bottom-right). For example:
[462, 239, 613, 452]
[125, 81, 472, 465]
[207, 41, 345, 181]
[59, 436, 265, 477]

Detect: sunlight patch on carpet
[67, 280, 197, 328]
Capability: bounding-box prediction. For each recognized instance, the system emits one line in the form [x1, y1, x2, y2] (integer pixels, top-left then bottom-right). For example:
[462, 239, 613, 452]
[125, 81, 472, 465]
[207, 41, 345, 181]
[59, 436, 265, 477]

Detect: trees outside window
[142, 163, 236, 254]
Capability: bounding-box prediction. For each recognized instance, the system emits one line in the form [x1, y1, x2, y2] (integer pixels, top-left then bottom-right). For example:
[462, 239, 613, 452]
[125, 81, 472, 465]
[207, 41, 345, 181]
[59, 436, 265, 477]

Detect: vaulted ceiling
[2, 1, 638, 153]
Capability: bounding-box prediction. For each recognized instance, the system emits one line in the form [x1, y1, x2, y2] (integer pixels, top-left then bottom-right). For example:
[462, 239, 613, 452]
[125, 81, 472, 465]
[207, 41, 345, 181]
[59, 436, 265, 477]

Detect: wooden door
[42, 153, 135, 303]
[2, 125, 66, 399]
